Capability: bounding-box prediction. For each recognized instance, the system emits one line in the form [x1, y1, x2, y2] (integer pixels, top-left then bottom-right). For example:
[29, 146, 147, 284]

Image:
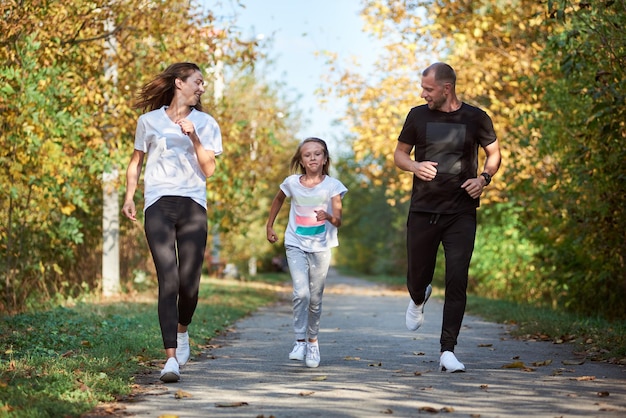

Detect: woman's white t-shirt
[280, 174, 348, 252]
[134, 106, 222, 210]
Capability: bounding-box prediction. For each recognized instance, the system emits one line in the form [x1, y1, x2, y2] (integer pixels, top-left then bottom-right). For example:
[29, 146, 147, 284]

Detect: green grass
[0, 273, 288, 418]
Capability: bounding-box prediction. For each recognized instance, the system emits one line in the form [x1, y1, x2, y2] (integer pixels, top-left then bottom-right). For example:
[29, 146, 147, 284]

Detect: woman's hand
[122, 199, 137, 221]
[177, 118, 195, 136]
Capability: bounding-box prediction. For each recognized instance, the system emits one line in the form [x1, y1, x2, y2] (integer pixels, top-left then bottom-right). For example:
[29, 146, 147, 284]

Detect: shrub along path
[92, 269, 626, 417]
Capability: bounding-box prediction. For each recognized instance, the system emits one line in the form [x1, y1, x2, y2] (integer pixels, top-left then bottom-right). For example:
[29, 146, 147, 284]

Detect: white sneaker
[160, 357, 180, 383]
[405, 284, 432, 331]
[289, 341, 307, 361]
[176, 331, 190, 366]
[440, 351, 465, 373]
[305, 341, 320, 368]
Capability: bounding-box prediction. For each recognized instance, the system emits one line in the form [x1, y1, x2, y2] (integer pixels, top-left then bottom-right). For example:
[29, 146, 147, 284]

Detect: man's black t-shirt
[397, 103, 497, 214]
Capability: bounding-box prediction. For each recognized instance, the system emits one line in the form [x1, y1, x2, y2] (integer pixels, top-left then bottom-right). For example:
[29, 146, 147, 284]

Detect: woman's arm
[121, 149, 145, 221]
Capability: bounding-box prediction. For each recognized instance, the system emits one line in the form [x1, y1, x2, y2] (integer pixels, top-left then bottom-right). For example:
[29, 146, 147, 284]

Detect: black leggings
[145, 196, 207, 349]
[406, 210, 476, 353]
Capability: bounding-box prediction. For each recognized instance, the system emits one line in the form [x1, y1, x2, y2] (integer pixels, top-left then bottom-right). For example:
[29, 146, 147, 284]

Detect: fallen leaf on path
[299, 391, 315, 397]
[381, 408, 393, 414]
[369, 362, 382, 367]
[413, 351, 426, 356]
[158, 415, 179, 418]
[470, 414, 482, 418]
[441, 406, 455, 412]
[531, 359, 553, 367]
[174, 390, 192, 399]
[598, 406, 618, 411]
[477, 343, 492, 347]
[414, 371, 422, 376]
[480, 384, 488, 390]
[562, 359, 585, 365]
[311, 375, 327, 381]
[571, 376, 595, 381]
[215, 402, 248, 407]
[597, 391, 610, 397]
[418, 406, 438, 412]
[502, 361, 526, 369]
[344, 356, 360, 361]
[502, 361, 535, 371]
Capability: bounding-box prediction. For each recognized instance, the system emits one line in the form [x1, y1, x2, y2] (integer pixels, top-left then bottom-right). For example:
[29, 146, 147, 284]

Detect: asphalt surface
[117, 269, 626, 417]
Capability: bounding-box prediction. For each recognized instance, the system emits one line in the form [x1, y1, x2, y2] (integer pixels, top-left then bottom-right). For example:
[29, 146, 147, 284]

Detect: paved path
[119, 270, 626, 417]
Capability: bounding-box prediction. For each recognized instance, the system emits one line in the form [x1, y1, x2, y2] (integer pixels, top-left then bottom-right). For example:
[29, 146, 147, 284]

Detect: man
[394, 62, 501, 372]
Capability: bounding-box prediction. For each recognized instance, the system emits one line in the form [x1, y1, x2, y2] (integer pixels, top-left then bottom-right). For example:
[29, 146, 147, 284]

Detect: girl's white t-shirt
[134, 106, 222, 210]
[280, 174, 348, 252]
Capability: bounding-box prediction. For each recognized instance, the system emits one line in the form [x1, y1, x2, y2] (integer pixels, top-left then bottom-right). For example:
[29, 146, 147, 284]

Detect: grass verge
[0, 273, 289, 418]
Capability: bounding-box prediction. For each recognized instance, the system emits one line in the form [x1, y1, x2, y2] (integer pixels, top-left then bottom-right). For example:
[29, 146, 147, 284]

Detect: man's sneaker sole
[439, 351, 465, 373]
[160, 371, 180, 383]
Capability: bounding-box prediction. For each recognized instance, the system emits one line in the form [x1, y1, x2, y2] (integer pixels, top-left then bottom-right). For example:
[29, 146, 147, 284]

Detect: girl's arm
[315, 194, 343, 228]
[266, 190, 287, 243]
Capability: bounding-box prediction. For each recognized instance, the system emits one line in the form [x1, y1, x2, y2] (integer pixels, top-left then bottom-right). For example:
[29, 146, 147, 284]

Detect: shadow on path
[106, 269, 626, 417]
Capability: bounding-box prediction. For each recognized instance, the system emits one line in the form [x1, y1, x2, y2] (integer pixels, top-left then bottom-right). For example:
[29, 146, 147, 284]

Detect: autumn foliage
[0, 0, 296, 312]
[1, 0, 624, 319]
[329, 0, 625, 319]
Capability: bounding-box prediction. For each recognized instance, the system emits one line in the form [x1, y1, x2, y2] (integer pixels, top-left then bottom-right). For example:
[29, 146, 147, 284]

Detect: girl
[122, 62, 223, 382]
[266, 137, 347, 368]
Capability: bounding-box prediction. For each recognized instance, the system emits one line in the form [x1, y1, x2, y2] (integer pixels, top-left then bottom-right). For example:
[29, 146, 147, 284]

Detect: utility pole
[102, 17, 120, 296]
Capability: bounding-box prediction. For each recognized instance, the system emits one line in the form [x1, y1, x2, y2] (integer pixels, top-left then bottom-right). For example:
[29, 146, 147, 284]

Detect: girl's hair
[134, 62, 203, 112]
[289, 137, 331, 175]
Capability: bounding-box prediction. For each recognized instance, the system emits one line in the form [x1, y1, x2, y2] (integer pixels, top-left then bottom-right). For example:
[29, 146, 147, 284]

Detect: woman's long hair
[134, 62, 203, 112]
[289, 137, 331, 175]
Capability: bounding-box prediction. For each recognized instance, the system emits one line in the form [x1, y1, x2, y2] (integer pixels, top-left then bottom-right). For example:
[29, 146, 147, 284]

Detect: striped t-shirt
[280, 174, 348, 252]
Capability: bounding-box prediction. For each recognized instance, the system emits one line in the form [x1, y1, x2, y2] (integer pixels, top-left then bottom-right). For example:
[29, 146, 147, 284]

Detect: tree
[324, 0, 625, 318]
[511, 0, 626, 318]
[0, 0, 285, 312]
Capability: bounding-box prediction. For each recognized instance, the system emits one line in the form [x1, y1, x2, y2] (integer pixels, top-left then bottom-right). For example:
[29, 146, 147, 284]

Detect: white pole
[102, 17, 121, 296]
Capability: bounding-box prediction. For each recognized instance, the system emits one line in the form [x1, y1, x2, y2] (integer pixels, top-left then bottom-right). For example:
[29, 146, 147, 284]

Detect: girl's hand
[315, 210, 330, 222]
[267, 227, 278, 244]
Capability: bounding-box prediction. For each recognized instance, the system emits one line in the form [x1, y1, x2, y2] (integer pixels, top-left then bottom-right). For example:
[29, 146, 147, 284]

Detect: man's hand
[415, 161, 438, 181]
[461, 177, 486, 199]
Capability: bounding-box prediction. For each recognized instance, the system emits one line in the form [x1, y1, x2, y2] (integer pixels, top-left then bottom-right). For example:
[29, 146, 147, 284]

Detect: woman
[122, 62, 222, 383]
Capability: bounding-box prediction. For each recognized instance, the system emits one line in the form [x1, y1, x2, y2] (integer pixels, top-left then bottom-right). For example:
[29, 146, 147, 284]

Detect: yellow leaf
[531, 359, 553, 367]
[174, 390, 192, 399]
[502, 361, 526, 369]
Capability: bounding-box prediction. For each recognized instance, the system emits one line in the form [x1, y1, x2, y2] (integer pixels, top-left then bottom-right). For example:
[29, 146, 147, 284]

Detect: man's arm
[461, 139, 502, 199]
[394, 141, 438, 181]
[480, 139, 501, 179]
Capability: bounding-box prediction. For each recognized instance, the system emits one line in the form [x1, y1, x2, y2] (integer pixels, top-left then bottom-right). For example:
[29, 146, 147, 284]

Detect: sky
[203, 0, 383, 153]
